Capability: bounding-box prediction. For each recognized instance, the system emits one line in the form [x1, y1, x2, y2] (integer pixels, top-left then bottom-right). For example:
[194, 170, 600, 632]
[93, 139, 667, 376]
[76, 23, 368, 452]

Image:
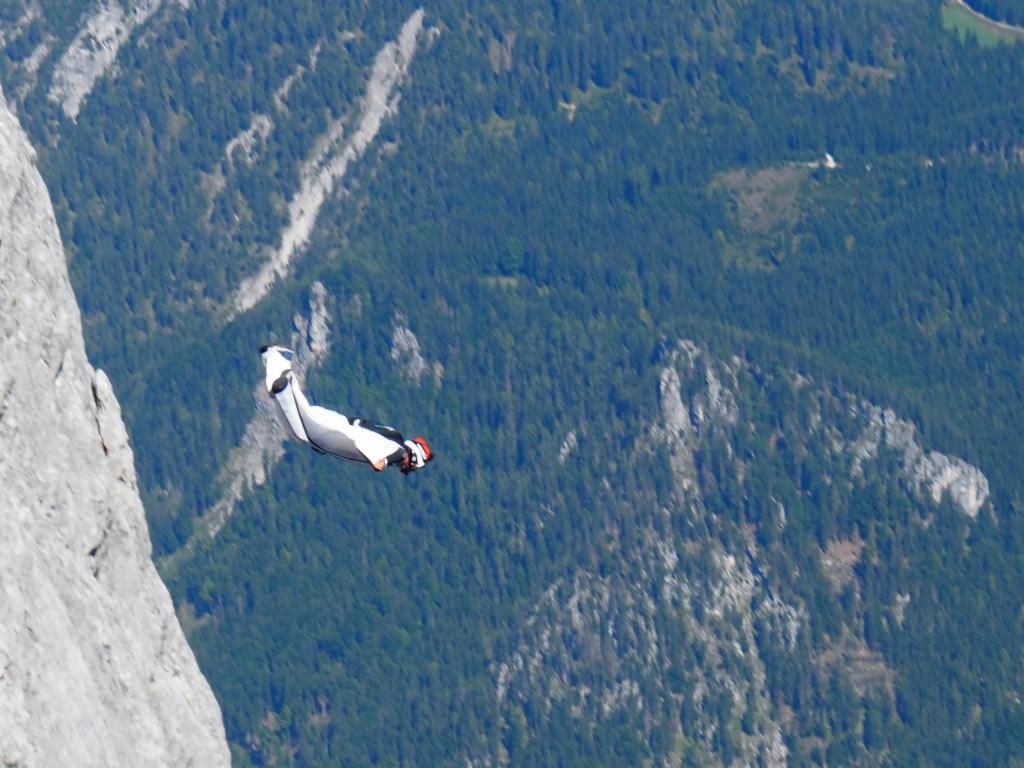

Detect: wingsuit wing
[351, 428, 400, 466]
[260, 345, 309, 444]
[296, 399, 399, 465]
[260, 345, 401, 465]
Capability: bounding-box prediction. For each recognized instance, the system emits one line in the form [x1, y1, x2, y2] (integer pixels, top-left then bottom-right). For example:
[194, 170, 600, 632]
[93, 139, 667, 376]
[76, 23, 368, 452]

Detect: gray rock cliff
[0, 89, 229, 767]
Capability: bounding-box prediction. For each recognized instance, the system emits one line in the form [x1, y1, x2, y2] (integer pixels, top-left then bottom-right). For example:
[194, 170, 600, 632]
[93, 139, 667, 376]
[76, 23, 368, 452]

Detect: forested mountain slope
[4, 0, 1024, 764]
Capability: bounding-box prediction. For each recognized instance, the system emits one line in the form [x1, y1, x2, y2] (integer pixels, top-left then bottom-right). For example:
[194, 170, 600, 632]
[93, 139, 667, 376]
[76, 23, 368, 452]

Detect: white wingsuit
[260, 345, 430, 472]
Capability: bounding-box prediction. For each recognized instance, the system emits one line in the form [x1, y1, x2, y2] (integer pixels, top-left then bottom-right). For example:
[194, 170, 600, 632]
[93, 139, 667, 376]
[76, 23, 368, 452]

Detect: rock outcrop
[0, 89, 229, 767]
[390, 316, 442, 387]
[848, 404, 988, 518]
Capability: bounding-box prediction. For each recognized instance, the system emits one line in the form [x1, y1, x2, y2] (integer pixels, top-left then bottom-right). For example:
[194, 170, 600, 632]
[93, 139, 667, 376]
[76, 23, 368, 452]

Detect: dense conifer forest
[5, 0, 1024, 764]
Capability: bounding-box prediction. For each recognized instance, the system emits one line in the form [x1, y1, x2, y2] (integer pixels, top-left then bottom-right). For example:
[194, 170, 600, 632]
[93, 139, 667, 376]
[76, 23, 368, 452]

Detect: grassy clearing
[942, 1, 1024, 47]
[710, 162, 813, 271]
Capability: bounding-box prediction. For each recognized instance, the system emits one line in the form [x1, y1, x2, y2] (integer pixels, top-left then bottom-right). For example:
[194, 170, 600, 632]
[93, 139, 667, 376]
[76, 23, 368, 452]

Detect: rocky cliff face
[0, 89, 229, 767]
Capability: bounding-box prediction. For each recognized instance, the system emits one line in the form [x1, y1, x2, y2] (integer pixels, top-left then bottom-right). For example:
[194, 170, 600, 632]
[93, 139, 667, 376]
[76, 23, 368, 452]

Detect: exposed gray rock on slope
[223, 38, 328, 167]
[232, 8, 429, 315]
[225, 114, 275, 168]
[848, 403, 988, 518]
[390, 317, 442, 386]
[0, 90, 229, 767]
[390, 323, 429, 383]
[48, 0, 174, 119]
[557, 430, 578, 464]
[0, 4, 52, 104]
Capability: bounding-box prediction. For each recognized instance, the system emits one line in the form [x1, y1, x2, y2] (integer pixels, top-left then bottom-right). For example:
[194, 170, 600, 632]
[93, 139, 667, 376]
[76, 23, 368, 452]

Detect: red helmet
[404, 437, 433, 471]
